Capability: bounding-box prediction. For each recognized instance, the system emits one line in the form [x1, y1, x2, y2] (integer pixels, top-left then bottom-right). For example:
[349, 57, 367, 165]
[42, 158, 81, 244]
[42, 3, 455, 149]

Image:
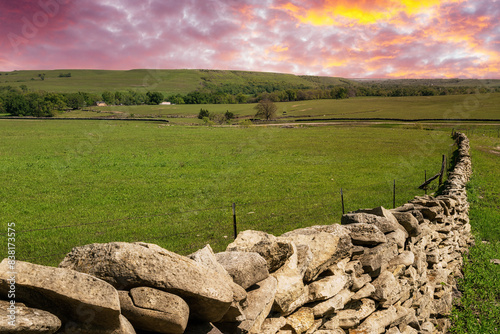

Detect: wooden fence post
[340, 188, 345, 215]
[232, 203, 237, 240]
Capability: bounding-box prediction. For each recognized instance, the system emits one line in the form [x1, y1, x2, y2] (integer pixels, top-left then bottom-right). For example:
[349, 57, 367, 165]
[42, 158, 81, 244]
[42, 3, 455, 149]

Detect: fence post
[439, 154, 446, 186]
[393, 179, 396, 209]
[340, 188, 345, 215]
[424, 170, 427, 195]
[232, 203, 237, 240]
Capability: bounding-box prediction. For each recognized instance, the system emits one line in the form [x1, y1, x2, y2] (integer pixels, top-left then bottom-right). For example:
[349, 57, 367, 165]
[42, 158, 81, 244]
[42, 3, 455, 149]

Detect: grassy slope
[0, 69, 348, 95]
[0, 120, 453, 266]
[450, 132, 500, 333]
[60, 92, 500, 122]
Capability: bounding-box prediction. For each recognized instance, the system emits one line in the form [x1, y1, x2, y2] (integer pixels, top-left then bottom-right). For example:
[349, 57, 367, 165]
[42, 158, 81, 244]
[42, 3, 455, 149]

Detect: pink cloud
[0, 0, 498, 78]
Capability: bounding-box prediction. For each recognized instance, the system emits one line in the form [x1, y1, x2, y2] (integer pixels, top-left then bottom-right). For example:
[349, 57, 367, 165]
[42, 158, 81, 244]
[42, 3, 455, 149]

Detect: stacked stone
[0, 133, 473, 334]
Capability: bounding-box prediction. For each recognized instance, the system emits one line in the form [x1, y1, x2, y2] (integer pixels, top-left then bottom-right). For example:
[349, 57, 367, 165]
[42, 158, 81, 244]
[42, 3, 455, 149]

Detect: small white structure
[160, 102, 171, 105]
[96, 101, 107, 107]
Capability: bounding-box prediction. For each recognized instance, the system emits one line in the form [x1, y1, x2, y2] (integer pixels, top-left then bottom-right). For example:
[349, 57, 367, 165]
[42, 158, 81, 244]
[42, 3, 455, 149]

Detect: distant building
[96, 101, 107, 107]
[160, 102, 171, 105]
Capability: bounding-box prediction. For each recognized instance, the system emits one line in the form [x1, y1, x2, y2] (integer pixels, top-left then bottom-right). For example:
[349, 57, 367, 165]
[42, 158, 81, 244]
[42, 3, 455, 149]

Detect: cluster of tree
[58, 73, 72, 78]
[197, 108, 235, 124]
[0, 86, 165, 117]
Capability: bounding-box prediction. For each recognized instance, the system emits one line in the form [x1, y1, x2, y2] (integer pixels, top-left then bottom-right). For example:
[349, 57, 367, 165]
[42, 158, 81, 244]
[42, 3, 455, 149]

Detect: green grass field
[0, 120, 454, 266]
[450, 130, 500, 333]
[58, 92, 500, 123]
[0, 69, 348, 95]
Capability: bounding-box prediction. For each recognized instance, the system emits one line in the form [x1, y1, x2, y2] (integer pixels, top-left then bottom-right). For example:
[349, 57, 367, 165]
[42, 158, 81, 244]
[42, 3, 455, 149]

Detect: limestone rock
[260, 317, 287, 334]
[281, 224, 353, 282]
[352, 283, 375, 300]
[345, 207, 406, 236]
[359, 243, 398, 277]
[239, 276, 278, 333]
[308, 272, 350, 302]
[226, 230, 294, 272]
[216, 251, 269, 289]
[189, 245, 248, 322]
[335, 298, 376, 329]
[311, 288, 354, 318]
[285, 307, 315, 334]
[0, 259, 121, 331]
[271, 242, 309, 315]
[391, 212, 421, 237]
[118, 287, 189, 334]
[343, 223, 387, 246]
[354, 306, 406, 334]
[59, 242, 233, 322]
[388, 251, 415, 268]
[372, 271, 402, 307]
[0, 300, 61, 333]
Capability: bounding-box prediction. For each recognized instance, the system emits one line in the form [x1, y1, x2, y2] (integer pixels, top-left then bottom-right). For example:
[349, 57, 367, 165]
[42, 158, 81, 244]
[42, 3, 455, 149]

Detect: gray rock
[343, 223, 387, 246]
[308, 272, 350, 302]
[226, 230, 294, 272]
[0, 300, 61, 333]
[388, 251, 415, 268]
[0, 259, 121, 331]
[359, 242, 398, 277]
[59, 242, 233, 322]
[372, 271, 402, 307]
[118, 287, 189, 334]
[386, 229, 407, 249]
[216, 251, 269, 289]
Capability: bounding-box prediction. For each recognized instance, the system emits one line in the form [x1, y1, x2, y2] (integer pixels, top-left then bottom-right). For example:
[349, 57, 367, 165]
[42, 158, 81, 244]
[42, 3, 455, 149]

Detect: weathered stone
[216, 251, 269, 289]
[239, 276, 277, 334]
[118, 315, 136, 334]
[372, 271, 401, 307]
[350, 207, 407, 237]
[286, 307, 315, 334]
[343, 223, 387, 246]
[59, 242, 233, 322]
[388, 251, 415, 268]
[352, 282, 375, 300]
[308, 272, 350, 302]
[118, 287, 189, 334]
[281, 225, 353, 282]
[0, 300, 61, 333]
[0, 259, 121, 331]
[352, 273, 372, 291]
[360, 242, 398, 277]
[189, 245, 247, 322]
[354, 305, 402, 334]
[386, 229, 406, 248]
[226, 230, 294, 273]
[260, 317, 287, 334]
[335, 298, 376, 328]
[392, 212, 421, 237]
[311, 288, 354, 318]
[272, 242, 309, 315]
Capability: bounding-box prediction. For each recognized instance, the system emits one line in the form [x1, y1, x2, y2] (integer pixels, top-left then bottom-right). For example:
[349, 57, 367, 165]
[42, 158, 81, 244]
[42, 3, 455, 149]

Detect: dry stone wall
[0, 133, 473, 334]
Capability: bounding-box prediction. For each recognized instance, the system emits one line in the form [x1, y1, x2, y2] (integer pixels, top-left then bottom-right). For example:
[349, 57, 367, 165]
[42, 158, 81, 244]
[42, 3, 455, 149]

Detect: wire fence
[10, 171, 452, 267]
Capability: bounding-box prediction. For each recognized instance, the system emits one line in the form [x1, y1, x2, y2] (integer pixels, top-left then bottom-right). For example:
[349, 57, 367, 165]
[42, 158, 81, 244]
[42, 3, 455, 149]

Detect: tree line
[0, 87, 165, 117]
[1, 81, 498, 117]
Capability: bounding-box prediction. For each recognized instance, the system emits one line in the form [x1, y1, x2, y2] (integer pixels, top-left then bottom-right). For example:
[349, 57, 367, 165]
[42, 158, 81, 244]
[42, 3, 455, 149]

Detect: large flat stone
[0, 259, 121, 331]
[0, 300, 61, 333]
[215, 251, 269, 289]
[59, 242, 233, 322]
[118, 287, 189, 334]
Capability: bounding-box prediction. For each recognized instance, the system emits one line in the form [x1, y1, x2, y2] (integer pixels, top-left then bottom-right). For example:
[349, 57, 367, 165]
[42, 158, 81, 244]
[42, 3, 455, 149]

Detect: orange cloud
[275, 0, 458, 26]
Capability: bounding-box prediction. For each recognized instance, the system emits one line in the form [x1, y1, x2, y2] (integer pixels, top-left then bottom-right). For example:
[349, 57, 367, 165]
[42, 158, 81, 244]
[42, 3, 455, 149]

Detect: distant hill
[0, 69, 353, 95]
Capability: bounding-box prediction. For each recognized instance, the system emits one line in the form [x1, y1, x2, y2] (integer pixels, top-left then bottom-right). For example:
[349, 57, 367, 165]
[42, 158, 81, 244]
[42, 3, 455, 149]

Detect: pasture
[62, 92, 500, 123]
[0, 120, 454, 266]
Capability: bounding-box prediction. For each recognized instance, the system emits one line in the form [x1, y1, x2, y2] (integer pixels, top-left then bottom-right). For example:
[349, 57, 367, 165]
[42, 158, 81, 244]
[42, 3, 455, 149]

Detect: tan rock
[343, 223, 387, 246]
[0, 300, 61, 333]
[118, 287, 189, 334]
[239, 276, 277, 334]
[226, 230, 294, 272]
[286, 307, 315, 334]
[216, 251, 269, 289]
[59, 242, 233, 322]
[0, 259, 121, 331]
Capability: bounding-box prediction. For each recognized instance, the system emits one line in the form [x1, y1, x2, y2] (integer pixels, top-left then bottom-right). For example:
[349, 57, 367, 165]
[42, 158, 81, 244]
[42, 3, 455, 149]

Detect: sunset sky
[1, 0, 499, 78]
